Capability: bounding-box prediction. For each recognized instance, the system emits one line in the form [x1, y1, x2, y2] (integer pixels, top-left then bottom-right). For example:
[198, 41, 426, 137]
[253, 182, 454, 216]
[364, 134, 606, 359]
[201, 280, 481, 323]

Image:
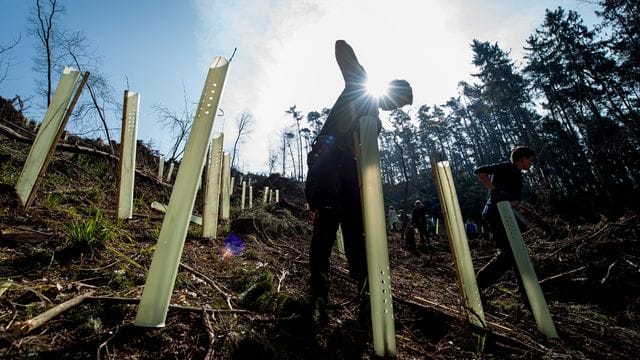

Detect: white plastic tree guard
[241, 181, 246, 209]
[15, 67, 85, 207]
[117, 91, 140, 219]
[432, 160, 485, 328]
[135, 57, 230, 327]
[497, 201, 559, 337]
[203, 133, 224, 238]
[358, 116, 396, 357]
[150, 201, 202, 225]
[248, 185, 253, 208]
[220, 152, 231, 220]
[157, 156, 165, 181]
[166, 162, 175, 183]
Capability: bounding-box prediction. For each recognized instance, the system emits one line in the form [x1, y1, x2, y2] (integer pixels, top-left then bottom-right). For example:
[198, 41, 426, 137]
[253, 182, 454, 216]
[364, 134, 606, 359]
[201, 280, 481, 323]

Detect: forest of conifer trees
[299, 1, 639, 222]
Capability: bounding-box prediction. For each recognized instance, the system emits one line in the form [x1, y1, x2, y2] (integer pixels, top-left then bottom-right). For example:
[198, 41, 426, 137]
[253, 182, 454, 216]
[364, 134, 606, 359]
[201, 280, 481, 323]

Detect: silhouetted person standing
[412, 200, 430, 250]
[474, 146, 536, 294]
[305, 40, 413, 328]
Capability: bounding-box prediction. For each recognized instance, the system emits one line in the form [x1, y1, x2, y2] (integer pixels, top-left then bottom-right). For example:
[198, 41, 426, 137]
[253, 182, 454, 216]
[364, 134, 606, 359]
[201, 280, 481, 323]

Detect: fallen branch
[202, 310, 216, 360]
[600, 261, 617, 284]
[11, 290, 95, 336]
[96, 324, 119, 359]
[84, 295, 248, 315]
[539, 266, 587, 284]
[180, 262, 235, 309]
[276, 269, 288, 292]
[406, 295, 549, 355]
[0, 122, 170, 188]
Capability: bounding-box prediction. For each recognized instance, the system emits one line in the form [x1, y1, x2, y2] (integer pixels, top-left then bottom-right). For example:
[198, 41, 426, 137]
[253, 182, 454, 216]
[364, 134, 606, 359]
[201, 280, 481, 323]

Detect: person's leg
[336, 156, 367, 288]
[476, 250, 510, 289]
[308, 208, 340, 327]
[419, 226, 429, 249]
[492, 222, 532, 311]
[341, 208, 367, 288]
[309, 208, 339, 300]
[476, 214, 510, 289]
[405, 225, 417, 251]
[341, 207, 375, 325]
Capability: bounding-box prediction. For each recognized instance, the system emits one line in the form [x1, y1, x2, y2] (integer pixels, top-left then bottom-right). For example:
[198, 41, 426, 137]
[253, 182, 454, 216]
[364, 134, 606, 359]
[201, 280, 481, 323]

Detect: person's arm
[475, 172, 495, 191]
[475, 164, 508, 203]
[334, 40, 367, 86]
[476, 164, 521, 208]
[330, 40, 369, 134]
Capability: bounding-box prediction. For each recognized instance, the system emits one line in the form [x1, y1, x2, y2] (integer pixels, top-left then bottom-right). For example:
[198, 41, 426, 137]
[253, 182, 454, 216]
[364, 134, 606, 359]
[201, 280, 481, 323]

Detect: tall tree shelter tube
[135, 57, 229, 327]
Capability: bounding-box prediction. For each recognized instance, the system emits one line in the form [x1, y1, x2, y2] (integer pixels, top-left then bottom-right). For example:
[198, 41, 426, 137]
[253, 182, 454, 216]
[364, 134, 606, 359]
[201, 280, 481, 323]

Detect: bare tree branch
[148, 80, 197, 162]
[0, 34, 21, 87]
[29, 0, 65, 107]
[231, 112, 254, 170]
[62, 31, 115, 153]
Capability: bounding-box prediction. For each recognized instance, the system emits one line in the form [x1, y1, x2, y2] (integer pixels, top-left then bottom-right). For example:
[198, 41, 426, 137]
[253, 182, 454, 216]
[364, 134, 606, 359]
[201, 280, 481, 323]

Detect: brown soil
[1, 97, 639, 359]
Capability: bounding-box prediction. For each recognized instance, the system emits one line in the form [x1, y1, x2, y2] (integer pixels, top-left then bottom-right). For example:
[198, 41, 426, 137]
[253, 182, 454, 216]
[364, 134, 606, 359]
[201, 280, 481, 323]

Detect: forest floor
[1, 97, 639, 359]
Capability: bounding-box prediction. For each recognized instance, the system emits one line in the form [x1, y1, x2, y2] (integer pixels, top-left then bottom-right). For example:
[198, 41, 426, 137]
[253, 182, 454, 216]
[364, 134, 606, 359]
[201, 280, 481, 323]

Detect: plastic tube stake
[158, 156, 164, 180]
[497, 201, 559, 338]
[135, 57, 230, 327]
[241, 181, 246, 209]
[220, 153, 231, 220]
[15, 67, 83, 207]
[359, 115, 396, 357]
[117, 91, 139, 219]
[432, 160, 485, 328]
[203, 133, 224, 238]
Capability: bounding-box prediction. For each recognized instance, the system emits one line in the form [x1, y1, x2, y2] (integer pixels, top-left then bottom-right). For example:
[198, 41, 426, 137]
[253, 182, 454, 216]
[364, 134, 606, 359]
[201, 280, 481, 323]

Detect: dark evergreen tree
[524, 7, 640, 208]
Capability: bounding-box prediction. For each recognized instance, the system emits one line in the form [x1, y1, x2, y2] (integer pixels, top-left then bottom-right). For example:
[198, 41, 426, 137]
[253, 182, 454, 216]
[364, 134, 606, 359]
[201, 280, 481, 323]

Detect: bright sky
[0, 0, 598, 174]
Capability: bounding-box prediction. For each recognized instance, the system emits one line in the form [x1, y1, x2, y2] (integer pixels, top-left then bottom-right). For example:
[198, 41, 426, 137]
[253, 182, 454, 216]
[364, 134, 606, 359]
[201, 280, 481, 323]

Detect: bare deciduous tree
[28, 0, 64, 107]
[27, 0, 117, 150]
[284, 130, 296, 179]
[0, 34, 21, 88]
[286, 105, 304, 180]
[266, 142, 278, 174]
[231, 112, 254, 170]
[154, 85, 194, 162]
[62, 31, 116, 152]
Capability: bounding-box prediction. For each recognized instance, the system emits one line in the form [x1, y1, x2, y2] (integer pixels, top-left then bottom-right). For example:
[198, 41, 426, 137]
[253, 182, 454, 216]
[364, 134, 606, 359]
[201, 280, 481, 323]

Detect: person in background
[304, 39, 413, 329]
[399, 209, 410, 243]
[411, 200, 430, 251]
[388, 206, 399, 232]
[465, 218, 479, 240]
[473, 145, 536, 298]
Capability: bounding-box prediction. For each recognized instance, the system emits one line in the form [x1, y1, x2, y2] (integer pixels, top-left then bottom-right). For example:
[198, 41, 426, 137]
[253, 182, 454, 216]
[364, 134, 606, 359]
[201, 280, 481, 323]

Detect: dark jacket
[305, 40, 380, 211]
[474, 161, 523, 216]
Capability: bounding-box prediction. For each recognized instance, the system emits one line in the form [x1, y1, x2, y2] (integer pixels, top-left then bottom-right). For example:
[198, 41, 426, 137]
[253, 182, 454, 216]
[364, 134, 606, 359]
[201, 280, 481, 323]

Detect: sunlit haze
[0, 0, 597, 173]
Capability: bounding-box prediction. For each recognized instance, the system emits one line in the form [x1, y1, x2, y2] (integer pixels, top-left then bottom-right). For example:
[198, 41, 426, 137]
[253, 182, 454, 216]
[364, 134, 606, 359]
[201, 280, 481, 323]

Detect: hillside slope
[1, 97, 639, 359]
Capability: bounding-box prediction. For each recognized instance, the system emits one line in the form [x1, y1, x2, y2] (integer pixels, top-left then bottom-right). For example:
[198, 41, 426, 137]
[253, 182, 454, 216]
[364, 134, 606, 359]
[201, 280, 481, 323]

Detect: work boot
[310, 296, 328, 330]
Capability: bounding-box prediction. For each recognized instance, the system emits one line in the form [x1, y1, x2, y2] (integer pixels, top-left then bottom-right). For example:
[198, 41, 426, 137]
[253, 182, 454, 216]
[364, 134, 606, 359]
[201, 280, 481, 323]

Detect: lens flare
[365, 78, 389, 99]
[222, 233, 245, 258]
